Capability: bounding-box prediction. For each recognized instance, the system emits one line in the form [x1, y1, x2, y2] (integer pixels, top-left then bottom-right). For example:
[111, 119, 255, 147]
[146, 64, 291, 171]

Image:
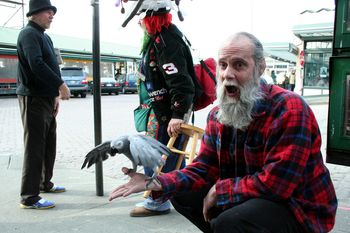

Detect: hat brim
[138, 7, 171, 16]
[26, 6, 57, 17]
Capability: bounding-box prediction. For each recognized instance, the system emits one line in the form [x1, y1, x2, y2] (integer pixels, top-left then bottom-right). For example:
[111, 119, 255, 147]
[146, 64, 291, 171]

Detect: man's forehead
[218, 38, 254, 60]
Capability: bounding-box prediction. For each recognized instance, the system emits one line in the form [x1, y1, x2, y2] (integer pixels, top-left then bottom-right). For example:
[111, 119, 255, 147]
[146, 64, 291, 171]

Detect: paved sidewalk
[0, 159, 199, 233]
[0, 94, 349, 233]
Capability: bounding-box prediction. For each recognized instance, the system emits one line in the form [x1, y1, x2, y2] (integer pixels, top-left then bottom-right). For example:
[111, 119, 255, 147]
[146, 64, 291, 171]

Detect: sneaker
[41, 185, 66, 193]
[143, 198, 171, 211]
[20, 198, 55, 209]
[130, 206, 170, 217]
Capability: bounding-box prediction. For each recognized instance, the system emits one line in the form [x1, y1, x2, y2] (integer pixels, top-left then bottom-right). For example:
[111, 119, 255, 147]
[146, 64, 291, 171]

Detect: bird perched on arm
[81, 134, 171, 177]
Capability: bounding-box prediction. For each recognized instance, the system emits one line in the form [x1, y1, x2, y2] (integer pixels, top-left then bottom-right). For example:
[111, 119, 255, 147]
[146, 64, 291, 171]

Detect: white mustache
[222, 79, 239, 88]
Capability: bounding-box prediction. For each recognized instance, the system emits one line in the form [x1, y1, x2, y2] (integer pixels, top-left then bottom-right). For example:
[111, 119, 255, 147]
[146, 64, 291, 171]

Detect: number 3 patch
[162, 63, 178, 75]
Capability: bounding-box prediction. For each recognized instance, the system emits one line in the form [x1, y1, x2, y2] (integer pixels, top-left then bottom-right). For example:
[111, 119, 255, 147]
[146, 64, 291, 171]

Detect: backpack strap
[200, 60, 217, 84]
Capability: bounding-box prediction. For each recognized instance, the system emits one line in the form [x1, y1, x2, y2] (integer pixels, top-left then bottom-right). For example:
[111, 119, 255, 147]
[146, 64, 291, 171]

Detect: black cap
[26, 0, 57, 17]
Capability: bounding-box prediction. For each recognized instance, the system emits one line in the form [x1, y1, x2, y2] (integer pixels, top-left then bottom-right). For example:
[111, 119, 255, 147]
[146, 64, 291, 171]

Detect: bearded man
[108, 32, 337, 233]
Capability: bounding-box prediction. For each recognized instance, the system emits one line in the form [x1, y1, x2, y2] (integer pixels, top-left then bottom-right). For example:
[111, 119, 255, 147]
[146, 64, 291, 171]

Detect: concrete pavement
[0, 94, 349, 233]
[1, 166, 199, 233]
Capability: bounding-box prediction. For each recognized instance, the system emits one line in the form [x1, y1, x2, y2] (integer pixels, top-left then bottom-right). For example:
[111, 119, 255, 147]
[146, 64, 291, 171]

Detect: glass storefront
[303, 41, 332, 88]
[61, 59, 116, 81]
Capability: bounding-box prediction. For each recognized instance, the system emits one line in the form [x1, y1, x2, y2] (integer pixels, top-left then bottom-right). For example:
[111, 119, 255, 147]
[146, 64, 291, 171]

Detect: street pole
[91, 0, 103, 196]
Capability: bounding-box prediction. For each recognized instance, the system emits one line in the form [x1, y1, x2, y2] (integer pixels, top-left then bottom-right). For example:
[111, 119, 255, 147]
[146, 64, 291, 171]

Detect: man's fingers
[121, 167, 136, 177]
[109, 187, 128, 201]
[122, 167, 130, 174]
[167, 125, 179, 138]
[203, 199, 209, 222]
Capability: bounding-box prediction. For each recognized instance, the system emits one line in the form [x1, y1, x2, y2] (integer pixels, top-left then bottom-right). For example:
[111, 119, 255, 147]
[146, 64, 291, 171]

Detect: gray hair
[226, 32, 266, 68]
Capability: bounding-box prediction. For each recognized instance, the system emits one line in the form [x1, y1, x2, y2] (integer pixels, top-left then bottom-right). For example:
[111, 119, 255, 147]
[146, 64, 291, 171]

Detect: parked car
[116, 73, 138, 94]
[100, 77, 120, 95]
[61, 67, 89, 98]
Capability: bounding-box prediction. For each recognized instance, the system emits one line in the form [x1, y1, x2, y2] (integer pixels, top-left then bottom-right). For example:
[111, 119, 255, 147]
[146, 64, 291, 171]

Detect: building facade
[293, 8, 335, 96]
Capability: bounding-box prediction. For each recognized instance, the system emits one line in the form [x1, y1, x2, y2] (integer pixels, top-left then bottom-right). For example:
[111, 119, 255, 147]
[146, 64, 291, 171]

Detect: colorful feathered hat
[117, 0, 183, 27]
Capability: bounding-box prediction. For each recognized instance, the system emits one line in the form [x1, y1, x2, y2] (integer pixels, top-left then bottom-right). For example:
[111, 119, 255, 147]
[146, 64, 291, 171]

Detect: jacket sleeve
[155, 35, 195, 119]
[156, 108, 220, 198]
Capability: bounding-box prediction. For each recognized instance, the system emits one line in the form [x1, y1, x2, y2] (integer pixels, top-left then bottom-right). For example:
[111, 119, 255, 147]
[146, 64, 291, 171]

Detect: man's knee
[170, 193, 190, 212]
[211, 199, 302, 233]
[211, 212, 246, 233]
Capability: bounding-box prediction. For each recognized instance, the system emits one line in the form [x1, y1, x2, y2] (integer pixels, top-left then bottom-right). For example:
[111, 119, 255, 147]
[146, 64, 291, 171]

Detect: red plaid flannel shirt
[157, 83, 337, 232]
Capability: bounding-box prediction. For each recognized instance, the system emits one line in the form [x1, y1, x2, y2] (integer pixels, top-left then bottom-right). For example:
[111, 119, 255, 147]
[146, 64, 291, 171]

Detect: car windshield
[116, 74, 126, 82]
[101, 78, 115, 82]
[61, 69, 83, 77]
[127, 74, 136, 81]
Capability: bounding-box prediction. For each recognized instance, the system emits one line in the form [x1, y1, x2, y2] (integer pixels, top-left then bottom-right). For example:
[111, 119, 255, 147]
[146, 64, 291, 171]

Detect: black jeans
[171, 189, 305, 233]
[18, 96, 57, 205]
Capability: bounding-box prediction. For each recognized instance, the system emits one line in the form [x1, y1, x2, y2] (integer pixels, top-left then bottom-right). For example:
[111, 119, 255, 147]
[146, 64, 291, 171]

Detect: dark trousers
[18, 96, 57, 205]
[171, 188, 305, 233]
[289, 84, 295, 92]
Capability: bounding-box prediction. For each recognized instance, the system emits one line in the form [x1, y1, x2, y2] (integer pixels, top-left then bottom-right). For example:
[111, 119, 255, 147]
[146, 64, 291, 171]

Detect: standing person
[289, 69, 296, 92]
[109, 32, 337, 233]
[284, 72, 290, 89]
[261, 68, 274, 84]
[270, 69, 277, 84]
[16, 0, 71, 210]
[128, 0, 195, 217]
[276, 71, 286, 88]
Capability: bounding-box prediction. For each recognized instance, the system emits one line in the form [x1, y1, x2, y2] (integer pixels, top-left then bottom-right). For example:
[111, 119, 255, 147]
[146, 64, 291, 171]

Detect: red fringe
[143, 13, 172, 35]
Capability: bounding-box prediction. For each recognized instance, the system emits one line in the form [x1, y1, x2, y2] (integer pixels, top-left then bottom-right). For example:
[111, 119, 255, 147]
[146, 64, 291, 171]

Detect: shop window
[303, 41, 332, 88]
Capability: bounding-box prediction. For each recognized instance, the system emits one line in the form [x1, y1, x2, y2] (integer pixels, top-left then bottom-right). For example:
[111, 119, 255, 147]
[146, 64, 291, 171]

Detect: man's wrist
[145, 177, 162, 191]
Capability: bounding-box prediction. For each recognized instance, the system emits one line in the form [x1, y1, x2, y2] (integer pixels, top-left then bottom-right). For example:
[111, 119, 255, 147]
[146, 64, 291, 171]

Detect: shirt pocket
[244, 144, 265, 174]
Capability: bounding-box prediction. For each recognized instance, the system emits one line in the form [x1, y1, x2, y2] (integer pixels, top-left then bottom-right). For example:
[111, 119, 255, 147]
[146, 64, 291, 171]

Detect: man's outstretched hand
[109, 167, 149, 201]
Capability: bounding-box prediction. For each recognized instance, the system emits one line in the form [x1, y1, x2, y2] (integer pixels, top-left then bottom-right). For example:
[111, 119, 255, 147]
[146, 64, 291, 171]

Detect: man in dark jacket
[126, 0, 195, 217]
[17, 0, 70, 210]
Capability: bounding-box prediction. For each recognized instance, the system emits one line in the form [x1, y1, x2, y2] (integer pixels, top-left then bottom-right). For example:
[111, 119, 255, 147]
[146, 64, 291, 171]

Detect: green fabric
[140, 32, 151, 55]
[134, 106, 151, 132]
[134, 80, 152, 132]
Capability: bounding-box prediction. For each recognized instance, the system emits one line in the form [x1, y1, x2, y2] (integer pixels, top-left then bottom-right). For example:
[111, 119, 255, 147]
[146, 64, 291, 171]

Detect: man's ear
[258, 60, 266, 77]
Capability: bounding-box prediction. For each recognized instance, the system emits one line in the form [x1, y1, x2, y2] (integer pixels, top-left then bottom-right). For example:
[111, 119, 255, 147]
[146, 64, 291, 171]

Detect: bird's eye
[117, 142, 123, 147]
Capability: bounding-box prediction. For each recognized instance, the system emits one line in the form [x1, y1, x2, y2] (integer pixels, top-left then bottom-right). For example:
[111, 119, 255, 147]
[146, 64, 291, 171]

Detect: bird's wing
[81, 141, 112, 169]
[128, 134, 171, 169]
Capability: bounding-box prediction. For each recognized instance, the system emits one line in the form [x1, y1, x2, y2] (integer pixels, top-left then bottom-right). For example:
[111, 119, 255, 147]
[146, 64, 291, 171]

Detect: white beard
[217, 71, 263, 130]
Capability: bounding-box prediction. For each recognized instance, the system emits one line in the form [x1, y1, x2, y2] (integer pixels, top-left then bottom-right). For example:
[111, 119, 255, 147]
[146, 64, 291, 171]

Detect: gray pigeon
[81, 134, 171, 176]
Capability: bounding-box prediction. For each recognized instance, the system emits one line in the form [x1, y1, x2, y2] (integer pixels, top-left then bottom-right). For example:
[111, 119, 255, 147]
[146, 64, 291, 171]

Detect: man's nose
[222, 66, 235, 81]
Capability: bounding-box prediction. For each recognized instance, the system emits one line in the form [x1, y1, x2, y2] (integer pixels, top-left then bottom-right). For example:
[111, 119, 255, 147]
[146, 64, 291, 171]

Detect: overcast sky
[1, 0, 335, 58]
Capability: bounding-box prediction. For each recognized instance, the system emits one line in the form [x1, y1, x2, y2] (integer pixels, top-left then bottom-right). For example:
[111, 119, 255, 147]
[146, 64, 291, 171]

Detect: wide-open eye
[234, 61, 245, 71]
[219, 61, 227, 70]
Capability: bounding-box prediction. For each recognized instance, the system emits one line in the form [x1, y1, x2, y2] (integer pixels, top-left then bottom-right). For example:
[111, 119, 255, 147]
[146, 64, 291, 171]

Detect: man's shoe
[130, 206, 170, 217]
[41, 185, 66, 193]
[20, 198, 55, 209]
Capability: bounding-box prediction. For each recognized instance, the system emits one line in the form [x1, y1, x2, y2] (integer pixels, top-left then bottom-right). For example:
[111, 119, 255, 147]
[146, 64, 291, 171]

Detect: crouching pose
[109, 32, 337, 233]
